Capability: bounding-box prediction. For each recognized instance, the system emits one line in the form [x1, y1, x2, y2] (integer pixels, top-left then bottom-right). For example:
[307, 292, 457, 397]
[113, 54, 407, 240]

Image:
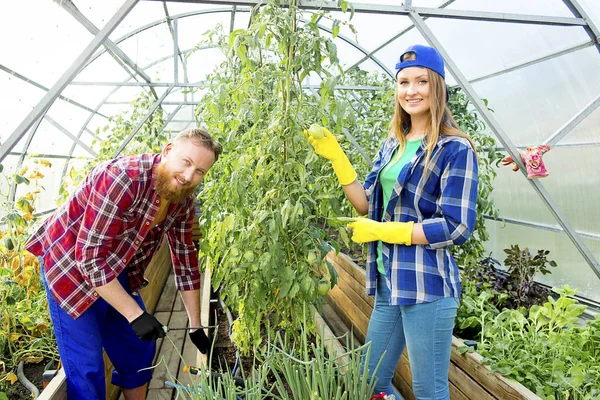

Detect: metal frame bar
[408, 11, 600, 279]
[469, 40, 594, 84]
[59, 0, 159, 100]
[491, 141, 600, 153]
[6, 153, 77, 160]
[562, 0, 600, 54]
[230, 5, 237, 32]
[543, 93, 600, 147]
[7, 118, 43, 204]
[82, 8, 241, 71]
[0, 64, 108, 119]
[0, 0, 139, 163]
[143, 0, 586, 26]
[484, 215, 600, 241]
[113, 87, 174, 157]
[343, 0, 458, 76]
[174, 19, 180, 83]
[44, 116, 98, 157]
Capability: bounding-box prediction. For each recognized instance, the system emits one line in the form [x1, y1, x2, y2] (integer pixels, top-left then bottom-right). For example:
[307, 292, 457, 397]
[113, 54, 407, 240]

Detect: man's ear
[162, 142, 174, 157]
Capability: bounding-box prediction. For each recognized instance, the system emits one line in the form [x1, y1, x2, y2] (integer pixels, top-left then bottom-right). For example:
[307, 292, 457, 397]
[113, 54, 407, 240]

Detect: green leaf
[15, 174, 30, 185]
[456, 345, 473, 355]
[0, 163, 3, 173]
[5, 295, 16, 306]
[20, 315, 36, 330]
[4, 237, 14, 251]
[332, 25, 340, 39]
[325, 259, 339, 287]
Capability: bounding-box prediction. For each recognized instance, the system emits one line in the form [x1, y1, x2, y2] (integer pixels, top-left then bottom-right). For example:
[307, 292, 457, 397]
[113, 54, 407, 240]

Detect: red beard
[155, 162, 197, 203]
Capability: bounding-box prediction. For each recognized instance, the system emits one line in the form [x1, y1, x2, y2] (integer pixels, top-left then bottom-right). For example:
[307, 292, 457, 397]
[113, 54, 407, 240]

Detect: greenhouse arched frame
[2, 0, 599, 301]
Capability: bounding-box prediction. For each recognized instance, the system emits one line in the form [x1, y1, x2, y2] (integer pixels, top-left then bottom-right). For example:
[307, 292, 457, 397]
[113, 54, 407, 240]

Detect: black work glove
[130, 311, 166, 340]
[189, 329, 210, 354]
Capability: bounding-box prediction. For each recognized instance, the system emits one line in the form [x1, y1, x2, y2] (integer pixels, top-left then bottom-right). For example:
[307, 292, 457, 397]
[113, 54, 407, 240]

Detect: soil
[205, 298, 307, 398]
[5, 359, 49, 400]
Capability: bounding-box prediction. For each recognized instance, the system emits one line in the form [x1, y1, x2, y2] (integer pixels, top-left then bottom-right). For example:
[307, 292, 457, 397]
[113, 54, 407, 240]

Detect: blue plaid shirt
[363, 134, 478, 305]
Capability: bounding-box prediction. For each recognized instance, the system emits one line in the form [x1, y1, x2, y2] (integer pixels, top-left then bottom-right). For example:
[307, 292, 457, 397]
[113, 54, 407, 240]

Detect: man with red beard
[25, 128, 222, 400]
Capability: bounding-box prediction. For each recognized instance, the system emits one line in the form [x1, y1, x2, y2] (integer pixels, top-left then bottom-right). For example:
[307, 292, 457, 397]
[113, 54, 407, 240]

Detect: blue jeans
[363, 274, 458, 400]
[40, 259, 156, 399]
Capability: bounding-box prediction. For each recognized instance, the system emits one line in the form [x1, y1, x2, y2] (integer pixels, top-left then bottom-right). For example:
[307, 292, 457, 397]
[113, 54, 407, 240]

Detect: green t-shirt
[376, 138, 422, 275]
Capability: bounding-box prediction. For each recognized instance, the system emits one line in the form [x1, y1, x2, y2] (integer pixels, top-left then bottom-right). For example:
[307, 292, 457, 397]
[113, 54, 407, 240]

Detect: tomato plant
[192, 0, 354, 352]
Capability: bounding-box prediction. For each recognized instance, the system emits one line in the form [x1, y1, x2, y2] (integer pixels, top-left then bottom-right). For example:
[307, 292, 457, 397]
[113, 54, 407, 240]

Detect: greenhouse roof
[1, 0, 599, 300]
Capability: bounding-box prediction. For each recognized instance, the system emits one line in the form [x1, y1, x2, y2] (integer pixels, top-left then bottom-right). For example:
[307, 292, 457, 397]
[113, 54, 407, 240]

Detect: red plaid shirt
[26, 154, 200, 319]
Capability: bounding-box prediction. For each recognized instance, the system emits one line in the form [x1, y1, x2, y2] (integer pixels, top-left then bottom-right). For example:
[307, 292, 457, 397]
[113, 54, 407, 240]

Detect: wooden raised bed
[324, 252, 541, 400]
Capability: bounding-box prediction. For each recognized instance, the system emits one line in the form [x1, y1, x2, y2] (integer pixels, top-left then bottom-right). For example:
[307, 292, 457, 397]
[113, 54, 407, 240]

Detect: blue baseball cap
[395, 44, 449, 101]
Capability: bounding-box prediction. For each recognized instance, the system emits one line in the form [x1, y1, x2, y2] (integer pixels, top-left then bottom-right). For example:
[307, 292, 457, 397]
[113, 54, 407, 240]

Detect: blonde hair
[175, 128, 223, 162]
[390, 58, 476, 167]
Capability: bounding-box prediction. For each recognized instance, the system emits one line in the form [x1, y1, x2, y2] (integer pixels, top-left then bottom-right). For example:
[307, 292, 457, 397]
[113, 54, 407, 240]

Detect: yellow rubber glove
[304, 126, 357, 186]
[347, 218, 414, 245]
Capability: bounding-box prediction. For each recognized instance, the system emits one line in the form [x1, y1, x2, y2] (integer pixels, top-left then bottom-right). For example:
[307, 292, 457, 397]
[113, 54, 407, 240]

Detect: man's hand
[348, 218, 414, 245]
[130, 311, 166, 340]
[304, 125, 357, 186]
[189, 329, 211, 354]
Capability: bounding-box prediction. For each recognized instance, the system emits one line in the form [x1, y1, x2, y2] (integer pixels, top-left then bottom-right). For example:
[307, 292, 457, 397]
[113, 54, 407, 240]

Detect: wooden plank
[326, 284, 370, 342]
[321, 303, 362, 350]
[178, 327, 202, 388]
[325, 292, 364, 344]
[393, 374, 416, 400]
[142, 239, 173, 315]
[334, 270, 374, 319]
[448, 361, 495, 400]
[328, 252, 366, 287]
[450, 337, 539, 400]
[149, 311, 188, 390]
[37, 367, 67, 400]
[197, 262, 212, 368]
[155, 274, 177, 313]
[314, 307, 349, 370]
[146, 389, 173, 400]
[335, 266, 374, 309]
[450, 381, 470, 400]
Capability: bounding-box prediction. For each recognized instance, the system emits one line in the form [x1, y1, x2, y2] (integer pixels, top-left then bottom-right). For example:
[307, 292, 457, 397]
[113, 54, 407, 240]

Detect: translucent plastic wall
[1, 0, 599, 300]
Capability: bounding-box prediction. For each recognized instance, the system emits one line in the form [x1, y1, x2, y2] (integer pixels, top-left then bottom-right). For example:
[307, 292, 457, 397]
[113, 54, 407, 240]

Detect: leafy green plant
[173, 314, 378, 400]
[502, 244, 557, 308]
[0, 161, 58, 392]
[477, 286, 600, 400]
[193, 0, 351, 353]
[454, 280, 506, 343]
[456, 246, 556, 341]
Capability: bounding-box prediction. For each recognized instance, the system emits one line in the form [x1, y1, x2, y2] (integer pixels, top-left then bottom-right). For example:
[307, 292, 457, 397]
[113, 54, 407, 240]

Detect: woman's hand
[304, 125, 357, 186]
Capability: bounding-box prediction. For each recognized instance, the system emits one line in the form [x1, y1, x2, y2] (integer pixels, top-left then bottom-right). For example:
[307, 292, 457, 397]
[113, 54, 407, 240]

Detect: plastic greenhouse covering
[1, 0, 599, 304]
